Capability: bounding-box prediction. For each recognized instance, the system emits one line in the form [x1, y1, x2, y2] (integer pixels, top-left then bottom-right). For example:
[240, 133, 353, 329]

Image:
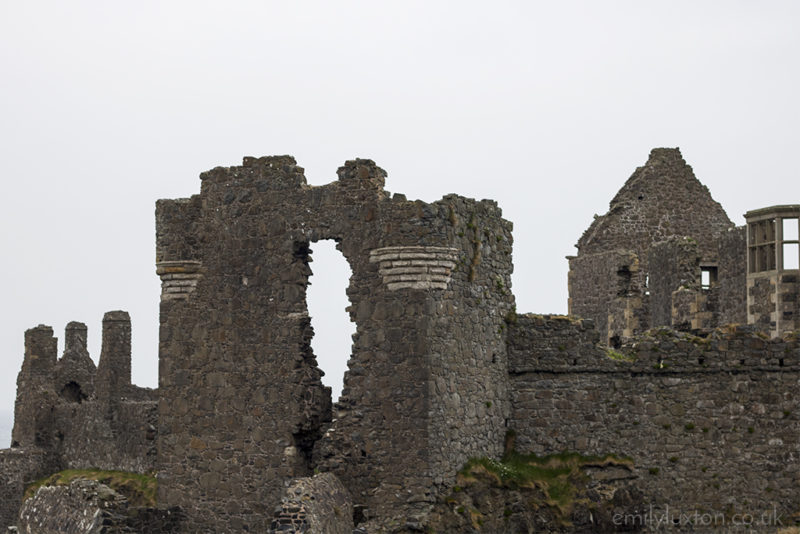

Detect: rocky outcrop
[17, 479, 183, 534]
[426, 457, 644, 533]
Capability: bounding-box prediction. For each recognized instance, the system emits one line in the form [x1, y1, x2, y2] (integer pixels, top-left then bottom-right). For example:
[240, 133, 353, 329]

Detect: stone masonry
[269, 472, 354, 534]
[568, 148, 794, 346]
[568, 148, 738, 342]
[155, 157, 514, 531]
[1, 315, 156, 529]
[509, 315, 800, 524]
[2, 149, 798, 532]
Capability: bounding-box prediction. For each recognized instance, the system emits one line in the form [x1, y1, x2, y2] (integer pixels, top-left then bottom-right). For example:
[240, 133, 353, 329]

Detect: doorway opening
[306, 239, 355, 403]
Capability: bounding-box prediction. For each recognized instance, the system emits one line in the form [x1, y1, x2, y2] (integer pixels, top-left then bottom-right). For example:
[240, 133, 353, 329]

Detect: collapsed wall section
[269, 473, 354, 534]
[156, 156, 515, 530]
[17, 478, 183, 534]
[509, 316, 800, 522]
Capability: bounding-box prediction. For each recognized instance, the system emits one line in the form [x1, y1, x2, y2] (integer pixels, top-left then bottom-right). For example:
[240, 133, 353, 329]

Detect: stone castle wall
[419, 195, 513, 507]
[647, 237, 701, 328]
[509, 314, 800, 522]
[155, 157, 515, 531]
[3, 151, 798, 531]
[568, 249, 640, 341]
[52, 396, 157, 472]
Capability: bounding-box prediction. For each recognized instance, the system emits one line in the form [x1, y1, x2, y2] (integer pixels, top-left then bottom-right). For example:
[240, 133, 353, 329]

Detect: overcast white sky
[1, 1, 799, 445]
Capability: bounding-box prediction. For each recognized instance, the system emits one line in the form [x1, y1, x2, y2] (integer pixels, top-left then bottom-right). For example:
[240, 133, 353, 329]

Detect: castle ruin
[568, 148, 799, 343]
[1, 149, 798, 532]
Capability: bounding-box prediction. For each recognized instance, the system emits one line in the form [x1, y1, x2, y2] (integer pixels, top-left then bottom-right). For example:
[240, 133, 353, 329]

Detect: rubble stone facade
[2, 149, 798, 532]
[1, 314, 156, 528]
[568, 148, 786, 344]
[509, 315, 800, 523]
[154, 157, 514, 531]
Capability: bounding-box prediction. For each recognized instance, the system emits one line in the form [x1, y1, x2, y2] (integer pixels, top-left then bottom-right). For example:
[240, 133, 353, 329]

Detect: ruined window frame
[747, 218, 776, 273]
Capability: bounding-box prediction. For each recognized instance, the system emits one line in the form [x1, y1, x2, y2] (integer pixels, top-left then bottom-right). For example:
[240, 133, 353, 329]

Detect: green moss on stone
[457, 451, 633, 520]
[25, 469, 157, 507]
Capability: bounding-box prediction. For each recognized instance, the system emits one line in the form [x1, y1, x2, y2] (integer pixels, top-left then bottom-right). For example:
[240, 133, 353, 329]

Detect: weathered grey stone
[268, 473, 353, 534]
[2, 149, 797, 532]
[17, 479, 127, 534]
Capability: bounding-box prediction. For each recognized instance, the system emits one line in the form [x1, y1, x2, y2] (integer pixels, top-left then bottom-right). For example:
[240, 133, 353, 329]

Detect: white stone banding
[369, 246, 459, 290]
[156, 261, 202, 301]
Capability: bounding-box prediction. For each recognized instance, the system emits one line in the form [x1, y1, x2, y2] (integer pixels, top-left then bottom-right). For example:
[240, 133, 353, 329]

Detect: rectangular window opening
[784, 218, 799, 241]
[700, 266, 717, 290]
[784, 242, 799, 270]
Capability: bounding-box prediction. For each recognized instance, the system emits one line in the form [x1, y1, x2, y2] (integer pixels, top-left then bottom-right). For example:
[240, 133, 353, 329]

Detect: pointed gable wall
[569, 148, 737, 340]
[577, 148, 733, 265]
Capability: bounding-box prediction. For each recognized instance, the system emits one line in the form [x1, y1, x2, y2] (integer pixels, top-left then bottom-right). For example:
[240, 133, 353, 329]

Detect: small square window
[700, 266, 717, 289]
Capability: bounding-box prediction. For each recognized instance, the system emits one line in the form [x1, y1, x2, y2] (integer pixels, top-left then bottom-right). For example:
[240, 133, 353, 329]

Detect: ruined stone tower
[568, 148, 743, 343]
[2, 314, 157, 527]
[155, 156, 515, 531]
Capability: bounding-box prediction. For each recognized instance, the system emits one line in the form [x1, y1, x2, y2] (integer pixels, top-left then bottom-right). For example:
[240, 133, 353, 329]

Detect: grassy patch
[458, 451, 632, 520]
[605, 347, 635, 362]
[24, 469, 157, 507]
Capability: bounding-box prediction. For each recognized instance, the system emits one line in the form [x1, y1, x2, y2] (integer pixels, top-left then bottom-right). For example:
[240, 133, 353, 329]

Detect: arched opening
[59, 381, 87, 403]
[306, 239, 355, 403]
